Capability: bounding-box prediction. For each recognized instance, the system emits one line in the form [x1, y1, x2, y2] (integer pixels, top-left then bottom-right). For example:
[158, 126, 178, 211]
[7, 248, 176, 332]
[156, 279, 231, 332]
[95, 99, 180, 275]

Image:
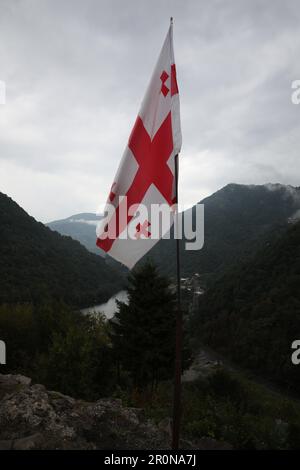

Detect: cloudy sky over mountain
[1, 0, 300, 222]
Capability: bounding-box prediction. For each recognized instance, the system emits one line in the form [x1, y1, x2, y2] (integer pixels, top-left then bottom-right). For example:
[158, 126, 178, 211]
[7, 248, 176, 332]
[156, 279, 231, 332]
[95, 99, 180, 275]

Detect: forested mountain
[46, 184, 300, 283]
[192, 220, 300, 392]
[143, 183, 300, 282]
[47, 213, 104, 256]
[0, 193, 124, 307]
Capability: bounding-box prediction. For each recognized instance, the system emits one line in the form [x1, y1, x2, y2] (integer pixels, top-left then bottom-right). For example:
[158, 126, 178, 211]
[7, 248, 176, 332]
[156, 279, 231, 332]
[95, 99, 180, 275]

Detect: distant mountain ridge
[47, 213, 104, 256]
[0, 193, 123, 307]
[46, 183, 300, 282]
[142, 182, 300, 281]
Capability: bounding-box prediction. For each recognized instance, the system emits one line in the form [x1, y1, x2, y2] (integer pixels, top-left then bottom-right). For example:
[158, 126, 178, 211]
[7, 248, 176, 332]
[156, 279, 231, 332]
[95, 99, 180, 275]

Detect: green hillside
[47, 213, 104, 256]
[192, 220, 300, 393]
[0, 193, 124, 307]
[144, 183, 300, 282]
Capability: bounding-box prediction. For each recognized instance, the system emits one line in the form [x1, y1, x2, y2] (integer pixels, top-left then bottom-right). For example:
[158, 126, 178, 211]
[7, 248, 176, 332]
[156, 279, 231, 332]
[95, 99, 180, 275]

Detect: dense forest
[144, 183, 300, 282]
[2, 188, 300, 449]
[0, 264, 181, 400]
[0, 192, 124, 307]
[192, 220, 300, 393]
[2, 266, 300, 449]
[46, 184, 300, 287]
[47, 212, 104, 256]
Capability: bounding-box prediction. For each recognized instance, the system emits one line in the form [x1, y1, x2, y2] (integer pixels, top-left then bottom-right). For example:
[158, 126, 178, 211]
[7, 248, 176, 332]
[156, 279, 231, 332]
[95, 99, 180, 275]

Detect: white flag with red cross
[96, 22, 182, 268]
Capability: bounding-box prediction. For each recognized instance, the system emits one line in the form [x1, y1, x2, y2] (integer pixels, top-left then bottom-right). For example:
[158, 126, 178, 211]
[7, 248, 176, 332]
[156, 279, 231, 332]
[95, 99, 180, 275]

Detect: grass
[119, 367, 300, 449]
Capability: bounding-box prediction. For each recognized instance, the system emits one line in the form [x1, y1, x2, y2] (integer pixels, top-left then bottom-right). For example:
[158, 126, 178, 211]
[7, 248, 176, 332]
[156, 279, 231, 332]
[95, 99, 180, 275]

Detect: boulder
[0, 374, 168, 449]
[0, 373, 232, 450]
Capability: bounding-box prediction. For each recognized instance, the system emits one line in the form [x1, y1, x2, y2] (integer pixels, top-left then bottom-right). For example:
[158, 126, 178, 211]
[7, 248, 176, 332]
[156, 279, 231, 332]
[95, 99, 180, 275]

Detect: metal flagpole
[172, 153, 182, 450]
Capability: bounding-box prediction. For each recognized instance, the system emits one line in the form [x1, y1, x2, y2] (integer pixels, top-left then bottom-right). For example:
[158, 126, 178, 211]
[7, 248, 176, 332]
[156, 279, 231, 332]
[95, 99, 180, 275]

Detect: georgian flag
[96, 22, 182, 268]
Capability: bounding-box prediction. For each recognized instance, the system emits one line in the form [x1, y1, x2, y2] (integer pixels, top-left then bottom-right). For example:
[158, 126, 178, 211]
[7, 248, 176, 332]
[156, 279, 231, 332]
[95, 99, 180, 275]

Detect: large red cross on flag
[96, 22, 182, 268]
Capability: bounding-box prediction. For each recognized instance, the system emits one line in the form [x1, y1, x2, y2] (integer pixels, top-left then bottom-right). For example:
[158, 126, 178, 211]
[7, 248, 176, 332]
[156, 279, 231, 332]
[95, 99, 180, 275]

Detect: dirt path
[183, 343, 300, 404]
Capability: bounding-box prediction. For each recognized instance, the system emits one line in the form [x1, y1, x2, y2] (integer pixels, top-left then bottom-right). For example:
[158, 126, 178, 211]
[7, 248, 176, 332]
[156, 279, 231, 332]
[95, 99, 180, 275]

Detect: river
[81, 290, 128, 319]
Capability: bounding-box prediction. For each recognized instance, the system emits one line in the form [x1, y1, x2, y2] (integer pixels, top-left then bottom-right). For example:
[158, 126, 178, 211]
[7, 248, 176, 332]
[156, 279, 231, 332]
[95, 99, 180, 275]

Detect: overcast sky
[1, 0, 300, 222]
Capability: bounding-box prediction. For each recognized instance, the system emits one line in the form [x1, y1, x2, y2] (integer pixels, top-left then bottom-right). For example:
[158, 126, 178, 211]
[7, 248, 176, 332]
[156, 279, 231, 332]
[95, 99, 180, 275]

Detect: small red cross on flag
[135, 221, 151, 239]
[96, 22, 182, 268]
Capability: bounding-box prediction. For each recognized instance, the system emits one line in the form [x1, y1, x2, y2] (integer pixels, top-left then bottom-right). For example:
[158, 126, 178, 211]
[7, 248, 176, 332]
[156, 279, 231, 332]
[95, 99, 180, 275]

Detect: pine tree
[110, 262, 176, 389]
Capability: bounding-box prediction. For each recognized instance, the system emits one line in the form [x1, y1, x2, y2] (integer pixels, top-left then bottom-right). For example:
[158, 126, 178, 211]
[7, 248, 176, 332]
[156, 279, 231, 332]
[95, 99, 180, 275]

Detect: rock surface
[0, 373, 231, 450]
[0, 374, 172, 449]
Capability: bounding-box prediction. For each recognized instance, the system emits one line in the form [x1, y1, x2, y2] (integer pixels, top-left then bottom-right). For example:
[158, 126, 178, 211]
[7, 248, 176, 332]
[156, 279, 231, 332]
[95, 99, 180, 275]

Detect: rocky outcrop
[0, 374, 169, 450]
[0, 373, 232, 450]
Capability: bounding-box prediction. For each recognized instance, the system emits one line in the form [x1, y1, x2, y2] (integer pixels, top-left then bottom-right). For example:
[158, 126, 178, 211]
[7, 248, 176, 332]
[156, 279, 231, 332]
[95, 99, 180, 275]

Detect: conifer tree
[110, 262, 176, 389]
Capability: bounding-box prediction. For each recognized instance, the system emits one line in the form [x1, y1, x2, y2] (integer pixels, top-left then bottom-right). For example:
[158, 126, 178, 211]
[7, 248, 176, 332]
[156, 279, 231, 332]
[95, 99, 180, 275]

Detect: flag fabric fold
[96, 22, 182, 268]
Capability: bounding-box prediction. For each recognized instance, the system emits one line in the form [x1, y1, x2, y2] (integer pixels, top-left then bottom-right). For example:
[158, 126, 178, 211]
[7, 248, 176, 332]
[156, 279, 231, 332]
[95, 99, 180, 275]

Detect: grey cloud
[1, 0, 300, 222]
